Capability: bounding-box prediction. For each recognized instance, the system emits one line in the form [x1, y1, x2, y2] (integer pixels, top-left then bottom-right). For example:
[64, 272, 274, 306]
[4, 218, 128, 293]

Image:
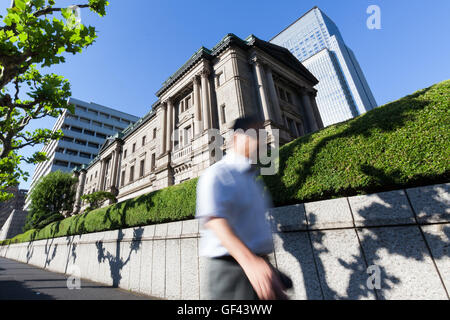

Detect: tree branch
[32, 4, 89, 18]
[14, 77, 20, 102]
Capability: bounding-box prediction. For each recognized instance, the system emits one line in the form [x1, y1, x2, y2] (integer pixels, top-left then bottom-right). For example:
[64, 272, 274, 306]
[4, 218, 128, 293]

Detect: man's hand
[205, 217, 287, 300]
[240, 255, 287, 300]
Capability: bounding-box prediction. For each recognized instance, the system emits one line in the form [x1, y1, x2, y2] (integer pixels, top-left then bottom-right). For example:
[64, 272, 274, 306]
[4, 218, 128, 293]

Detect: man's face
[233, 123, 263, 160]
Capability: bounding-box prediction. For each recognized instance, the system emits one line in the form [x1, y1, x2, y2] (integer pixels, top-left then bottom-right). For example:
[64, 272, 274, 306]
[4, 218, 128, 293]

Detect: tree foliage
[0, 0, 108, 201]
[24, 170, 77, 231]
[81, 190, 116, 213]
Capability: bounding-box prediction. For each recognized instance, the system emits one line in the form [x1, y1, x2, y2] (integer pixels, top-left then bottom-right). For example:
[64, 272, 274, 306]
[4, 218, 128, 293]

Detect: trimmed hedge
[0, 178, 198, 245]
[263, 80, 450, 206]
[1, 80, 449, 245]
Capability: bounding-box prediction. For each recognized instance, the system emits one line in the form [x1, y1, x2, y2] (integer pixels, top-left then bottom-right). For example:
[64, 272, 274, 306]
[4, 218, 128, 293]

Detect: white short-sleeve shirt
[196, 152, 274, 258]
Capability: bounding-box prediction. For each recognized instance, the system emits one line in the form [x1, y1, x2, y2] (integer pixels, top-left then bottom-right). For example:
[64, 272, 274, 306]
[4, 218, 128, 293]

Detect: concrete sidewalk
[0, 257, 156, 300]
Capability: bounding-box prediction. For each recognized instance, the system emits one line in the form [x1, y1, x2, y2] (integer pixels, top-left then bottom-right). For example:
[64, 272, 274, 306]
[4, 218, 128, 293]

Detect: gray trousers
[207, 256, 259, 300]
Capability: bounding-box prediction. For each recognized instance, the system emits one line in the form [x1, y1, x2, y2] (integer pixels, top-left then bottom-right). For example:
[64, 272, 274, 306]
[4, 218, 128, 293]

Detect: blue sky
[2, 0, 449, 189]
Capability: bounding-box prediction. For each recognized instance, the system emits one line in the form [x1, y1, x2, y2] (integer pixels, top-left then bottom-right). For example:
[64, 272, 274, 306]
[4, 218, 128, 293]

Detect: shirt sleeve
[195, 168, 233, 222]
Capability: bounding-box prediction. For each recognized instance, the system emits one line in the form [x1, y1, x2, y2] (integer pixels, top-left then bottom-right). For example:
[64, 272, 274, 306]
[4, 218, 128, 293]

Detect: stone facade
[72, 34, 323, 213]
[0, 186, 27, 230]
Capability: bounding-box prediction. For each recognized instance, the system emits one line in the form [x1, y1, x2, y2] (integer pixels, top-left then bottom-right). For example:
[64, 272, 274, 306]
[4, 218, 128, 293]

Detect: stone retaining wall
[1, 183, 449, 300]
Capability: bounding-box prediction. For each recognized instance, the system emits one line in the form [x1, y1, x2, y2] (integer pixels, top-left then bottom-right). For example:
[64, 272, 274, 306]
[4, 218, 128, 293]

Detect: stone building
[72, 33, 323, 214]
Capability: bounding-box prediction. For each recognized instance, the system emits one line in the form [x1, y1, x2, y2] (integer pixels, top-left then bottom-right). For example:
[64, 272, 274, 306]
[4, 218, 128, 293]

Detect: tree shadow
[95, 227, 144, 288]
[43, 237, 57, 269]
[25, 232, 38, 264]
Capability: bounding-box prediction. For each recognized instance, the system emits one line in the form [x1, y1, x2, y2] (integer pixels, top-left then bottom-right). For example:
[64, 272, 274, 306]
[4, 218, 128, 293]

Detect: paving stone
[0, 244, 6, 257]
[102, 230, 119, 241]
[128, 239, 144, 293]
[120, 227, 136, 241]
[33, 241, 47, 269]
[60, 242, 71, 273]
[198, 255, 209, 300]
[348, 190, 415, 227]
[267, 204, 307, 232]
[87, 241, 100, 282]
[77, 243, 90, 280]
[357, 225, 448, 300]
[88, 230, 105, 243]
[305, 197, 354, 230]
[142, 224, 155, 239]
[13, 243, 23, 263]
[167, 221, 182, 238]
[165, 239, 181, 299]
[181, 238, 199, 300]
[310, 229, 375, 299]
[181, 219, 199, 238]
[406, 183, 450, 224]
[98, 240, 117, 286]
[273, 232, 322, 299]
[151, 239, 166, 297]
[18, 244, 27, 264]
[65, 239, 78, 277]
[138, 240, 153, 296]
[421, 224, 450, 295]
[154, 223, 168, 239]
[48, 241, 64, 272]
[117, 240, 132, 290]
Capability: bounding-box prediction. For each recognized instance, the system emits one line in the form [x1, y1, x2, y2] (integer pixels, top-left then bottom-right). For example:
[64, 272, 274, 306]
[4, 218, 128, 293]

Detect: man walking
[196, 116, 287, 300]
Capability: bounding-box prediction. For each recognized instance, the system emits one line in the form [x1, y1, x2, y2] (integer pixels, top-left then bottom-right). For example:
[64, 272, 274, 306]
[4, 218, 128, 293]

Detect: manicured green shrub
[81, 191, 117, 213]
[263, 80, 450, 206]
[0, 178, 198, 245]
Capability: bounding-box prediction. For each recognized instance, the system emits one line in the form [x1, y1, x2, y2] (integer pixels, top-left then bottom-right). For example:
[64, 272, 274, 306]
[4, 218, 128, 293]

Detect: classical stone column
[293, 120, 300, 137]
[108, 151, 115, 188]
[265, 67, 283, 125]
[200, 69, 211, 131]
[193, 75, 202, 135]
[230, 50, 245, 117]
[116, 150, 122, 187]
[166, 98, 174, 152]
[73, 168, 86, 215]
[297, 120, 305, 136]
[309, 91, 324, 129]
[110, 147, 121, 194]
[158, 103, 167, 155]
[252, 57, 272, 122]
[98, 159, 105, 191]
[300, 87, 319, 132]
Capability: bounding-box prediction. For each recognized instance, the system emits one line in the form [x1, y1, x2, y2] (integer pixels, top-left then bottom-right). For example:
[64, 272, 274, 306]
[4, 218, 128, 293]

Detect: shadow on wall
[93, 204, 145, 288]
[95, 227, 144, 288]
[271, 183, 449, 300]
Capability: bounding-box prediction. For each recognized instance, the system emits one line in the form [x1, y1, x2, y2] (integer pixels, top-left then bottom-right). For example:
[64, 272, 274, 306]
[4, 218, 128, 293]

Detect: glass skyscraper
[270, 6, 377, 127]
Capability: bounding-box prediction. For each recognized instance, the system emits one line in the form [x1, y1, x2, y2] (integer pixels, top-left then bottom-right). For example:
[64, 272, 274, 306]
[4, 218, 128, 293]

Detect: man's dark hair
[232, 116, 263, 131]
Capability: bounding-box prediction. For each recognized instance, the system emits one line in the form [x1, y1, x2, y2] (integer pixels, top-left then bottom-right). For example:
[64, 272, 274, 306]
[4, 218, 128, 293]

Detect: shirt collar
[223, 151, 255, 173]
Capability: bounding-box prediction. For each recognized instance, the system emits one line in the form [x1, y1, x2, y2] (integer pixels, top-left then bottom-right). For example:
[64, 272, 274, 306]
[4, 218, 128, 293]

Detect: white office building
[271, 6, 377, 127]
[24, 97, 139, 209]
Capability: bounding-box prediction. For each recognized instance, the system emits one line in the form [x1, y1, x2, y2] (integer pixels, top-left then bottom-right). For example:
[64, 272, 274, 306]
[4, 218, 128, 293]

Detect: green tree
[81, 190, 116, 213]
[24, 170, 77, 231]
[0, 0, 108, 201]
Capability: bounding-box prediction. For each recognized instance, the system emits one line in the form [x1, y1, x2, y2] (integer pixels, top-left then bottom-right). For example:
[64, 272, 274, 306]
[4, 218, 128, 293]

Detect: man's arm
[205, 217, 285, 300]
